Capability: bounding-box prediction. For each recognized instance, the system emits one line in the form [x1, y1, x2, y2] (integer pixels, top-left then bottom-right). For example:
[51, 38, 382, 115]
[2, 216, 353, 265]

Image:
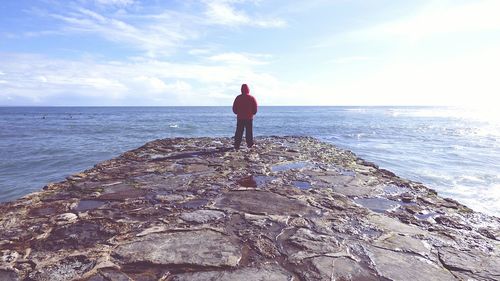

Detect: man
[232, 83, 258, 149]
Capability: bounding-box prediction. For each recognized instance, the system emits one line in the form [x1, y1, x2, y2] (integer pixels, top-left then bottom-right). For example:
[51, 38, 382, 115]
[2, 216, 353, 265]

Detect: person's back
[233, 92, 257, 120]
[232, 84, 257, 149]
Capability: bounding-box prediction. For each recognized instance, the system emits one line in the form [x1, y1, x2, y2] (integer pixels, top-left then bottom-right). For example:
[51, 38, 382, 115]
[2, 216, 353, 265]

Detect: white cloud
[351, 0, 500, 42]
[133, 76, 169, 93]
[31, 1, 284, 59]
[321, 46, 500, 106]
[47, 7, 198, 57]
[204, 0, 286, 28]
[3, 47, 499, 106]
[208, 52, 270, 65]
[0, 53, 286, 105]
[0, 71, 5, 75]
[330, 56, 375, 64]
[188, 48, 214, 56]
[94, 0, 134, 6]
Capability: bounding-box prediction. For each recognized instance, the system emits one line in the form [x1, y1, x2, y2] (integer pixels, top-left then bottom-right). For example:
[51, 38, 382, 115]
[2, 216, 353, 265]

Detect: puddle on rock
[293, 181, 312, 190]
[237, 175, 275, 187]
[271, 162, 310, 172]
[354, 198, 401, 213]
[75, 200, 106, 212]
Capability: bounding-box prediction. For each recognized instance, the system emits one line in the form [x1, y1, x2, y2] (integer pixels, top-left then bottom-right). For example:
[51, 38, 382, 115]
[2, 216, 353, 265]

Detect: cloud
[330, 56, 375, 64]
[48, 7, 195, 57]
[351, 0, 500, 42]
[208, 52, 270, 65]
[322, 46, 500, 106]
[25, 1, 285, 59]
[0, 52, 289, 105]
[94, 0, 134, 6]
[204, 0, 286, 28]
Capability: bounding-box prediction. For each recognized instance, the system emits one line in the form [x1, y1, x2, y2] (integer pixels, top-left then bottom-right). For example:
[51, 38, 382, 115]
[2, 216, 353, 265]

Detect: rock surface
[0, 136, 499, 280]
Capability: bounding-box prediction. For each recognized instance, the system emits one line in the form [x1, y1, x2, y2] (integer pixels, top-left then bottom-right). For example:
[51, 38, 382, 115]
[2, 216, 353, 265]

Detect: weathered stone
[253, 237, 281, 258]
[135, 225, 169, 237]
[282, 228, 347, 262]
[1, 136, 498, 281]
[367, 246, 456, 281]
[374, 233, 430, 257]
[98, 183, 147, 200]
[154, 194, 183, 202]
[305, 256, 377, 281]
[36, 220, 116, 251]
[1, 250, 19, 263]
[172, 264, 292, 281]
[53, 212, 78, 225]
[216, 190, 314, 215]
[29, 255, 96, 281]
[438, 247, 500, 280]
[0, 269, 19, 281]
[367, 214, 427, 236]
[99, 268, 133, 281]
[180, 209, 226, 223]
[184, 164, 213, 173]
[113, 230, 241, 268]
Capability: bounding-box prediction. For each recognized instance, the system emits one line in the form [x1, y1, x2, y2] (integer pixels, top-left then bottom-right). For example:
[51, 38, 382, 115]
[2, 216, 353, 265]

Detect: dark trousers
[234, 119, 253, 149]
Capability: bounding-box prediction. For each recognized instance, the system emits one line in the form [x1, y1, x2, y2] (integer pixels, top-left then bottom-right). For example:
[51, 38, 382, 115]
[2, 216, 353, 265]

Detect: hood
[241, 84, 250, 95]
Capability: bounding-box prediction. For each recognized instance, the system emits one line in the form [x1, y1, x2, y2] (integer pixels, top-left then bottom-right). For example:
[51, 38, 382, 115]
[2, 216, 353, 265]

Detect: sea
[1, 106, 499, 217]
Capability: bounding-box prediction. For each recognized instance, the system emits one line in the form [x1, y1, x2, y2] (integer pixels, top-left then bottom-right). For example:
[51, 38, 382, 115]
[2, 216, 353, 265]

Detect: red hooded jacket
[232, 84, 257, 120]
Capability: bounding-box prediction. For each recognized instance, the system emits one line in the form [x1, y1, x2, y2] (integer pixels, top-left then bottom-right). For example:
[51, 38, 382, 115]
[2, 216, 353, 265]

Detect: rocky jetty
[1, 136, 499, 281]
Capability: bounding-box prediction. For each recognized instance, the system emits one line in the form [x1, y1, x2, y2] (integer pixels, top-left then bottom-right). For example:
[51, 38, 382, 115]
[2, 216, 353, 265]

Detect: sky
[0, 0, 499, 106]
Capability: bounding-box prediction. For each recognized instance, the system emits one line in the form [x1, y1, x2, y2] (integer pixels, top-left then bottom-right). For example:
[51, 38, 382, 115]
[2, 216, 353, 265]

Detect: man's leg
[234, 119, 244, 149]
[245, 119, 254, 148]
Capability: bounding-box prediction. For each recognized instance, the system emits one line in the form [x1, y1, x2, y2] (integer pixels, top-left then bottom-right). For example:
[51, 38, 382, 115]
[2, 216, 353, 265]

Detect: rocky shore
[0, 136, 499, 281]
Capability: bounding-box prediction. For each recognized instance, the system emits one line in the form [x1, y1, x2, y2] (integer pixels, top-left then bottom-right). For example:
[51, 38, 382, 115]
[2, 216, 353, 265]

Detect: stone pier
[1, 137, 499, 280]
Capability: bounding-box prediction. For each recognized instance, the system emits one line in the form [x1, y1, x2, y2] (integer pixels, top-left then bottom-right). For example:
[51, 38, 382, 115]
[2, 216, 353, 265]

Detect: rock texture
[0, 136, 499, 280]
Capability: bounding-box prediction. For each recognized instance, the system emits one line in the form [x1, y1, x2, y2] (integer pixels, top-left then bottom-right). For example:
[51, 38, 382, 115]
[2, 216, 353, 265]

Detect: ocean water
[1, 106, 499, 217]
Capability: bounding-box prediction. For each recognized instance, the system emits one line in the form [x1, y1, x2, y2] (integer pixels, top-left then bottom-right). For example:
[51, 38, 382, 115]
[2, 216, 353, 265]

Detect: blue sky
[1, 0, 499, 106]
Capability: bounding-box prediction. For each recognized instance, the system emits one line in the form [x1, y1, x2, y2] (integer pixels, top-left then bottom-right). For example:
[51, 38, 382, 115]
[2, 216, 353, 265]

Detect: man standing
[232, 83, 258, 149]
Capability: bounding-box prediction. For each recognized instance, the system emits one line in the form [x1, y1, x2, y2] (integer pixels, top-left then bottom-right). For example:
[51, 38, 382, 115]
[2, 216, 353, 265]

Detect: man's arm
[232, 97, 238, 114]
[252, 97, 258, 115]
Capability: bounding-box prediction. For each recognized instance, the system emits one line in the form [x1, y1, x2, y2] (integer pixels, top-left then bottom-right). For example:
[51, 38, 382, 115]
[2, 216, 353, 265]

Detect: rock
[282, 228, 347, 262]
[36, 220, 117, 251]
[113, 230, 241, 268]
[438, 247, 500, 280]
[154, 194, 183, 202]
[1, 136, 499, 280]
[172, 264, 292, 281]
[98, 268, 133, 281]
[367, 214, 427, 236]
[252, 237, 281, 258]
[373, 233, 430, 257]
[0, 269, 19, 281]
[53, 213, 78, 225]
[180, 210, 226, 223]
[367, 246, 456, 281]
[1, 250, 19, 263]
[29, 255, 96, 281]
[216, 190, 314, 216]
[136, 225, 169, 237]
[304, 256, 377, 281]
